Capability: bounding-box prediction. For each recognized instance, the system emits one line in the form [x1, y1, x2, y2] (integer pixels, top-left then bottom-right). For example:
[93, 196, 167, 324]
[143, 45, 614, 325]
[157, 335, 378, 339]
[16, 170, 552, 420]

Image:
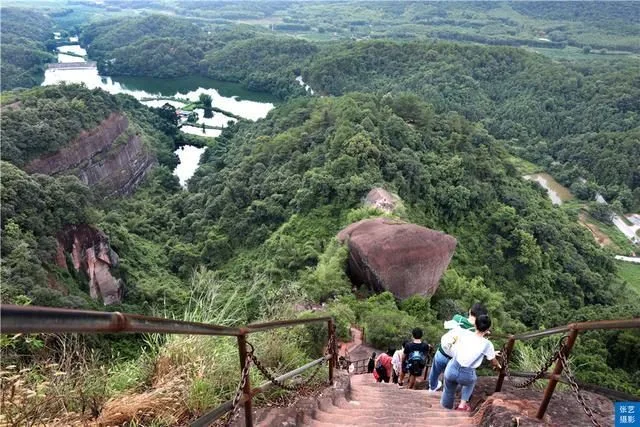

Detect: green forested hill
[94, 93, 638, 392]
[0, 8, 54, 90]
[2, 8, 639, 416]
[0, 85, 185, 310]
[196, 37, 640, 210]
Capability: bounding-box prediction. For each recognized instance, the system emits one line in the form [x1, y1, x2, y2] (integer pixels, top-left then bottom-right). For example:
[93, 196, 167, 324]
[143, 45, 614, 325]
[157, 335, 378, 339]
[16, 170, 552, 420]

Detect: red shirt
[372, 353, 393, 380]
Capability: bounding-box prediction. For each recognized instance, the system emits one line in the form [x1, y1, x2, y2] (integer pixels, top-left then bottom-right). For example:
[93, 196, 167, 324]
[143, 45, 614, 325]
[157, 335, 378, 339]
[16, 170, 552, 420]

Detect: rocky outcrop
[364, 188, 398, 213]
[337, 218, 457, 299]
[471, 378, 614, 427]
[25, 113, 156, 197]
[56, 224, 123, 305]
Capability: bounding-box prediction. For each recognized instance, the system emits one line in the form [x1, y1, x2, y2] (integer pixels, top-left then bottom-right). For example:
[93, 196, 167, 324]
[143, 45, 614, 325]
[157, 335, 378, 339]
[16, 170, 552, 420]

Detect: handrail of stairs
[495, 317, 640, 420]
[507, 371, 639, 402]
[0, 304, 338, 427]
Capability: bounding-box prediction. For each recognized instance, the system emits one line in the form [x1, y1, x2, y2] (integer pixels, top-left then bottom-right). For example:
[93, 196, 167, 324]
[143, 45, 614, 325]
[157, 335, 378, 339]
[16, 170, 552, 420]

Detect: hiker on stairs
[367, 352, 376, 374]
[372, 347, 394, 383]
[391, 340, 407, 384]
[400, 328, 430, 389]
[441, 314, 501, 412]
[429, 303, 488, 392]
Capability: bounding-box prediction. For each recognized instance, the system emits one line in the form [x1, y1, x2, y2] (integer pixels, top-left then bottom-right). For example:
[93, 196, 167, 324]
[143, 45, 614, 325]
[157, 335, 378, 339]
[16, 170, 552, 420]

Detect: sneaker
[427, 380, 442, 392]
[455, 404, 472, 412]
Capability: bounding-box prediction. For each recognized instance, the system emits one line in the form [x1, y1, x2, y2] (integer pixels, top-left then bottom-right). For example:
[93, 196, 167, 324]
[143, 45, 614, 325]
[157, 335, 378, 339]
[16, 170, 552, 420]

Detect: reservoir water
[43, 48, 277, 185]
[523, 173, 574, 205]
[174, 146, 207, 187]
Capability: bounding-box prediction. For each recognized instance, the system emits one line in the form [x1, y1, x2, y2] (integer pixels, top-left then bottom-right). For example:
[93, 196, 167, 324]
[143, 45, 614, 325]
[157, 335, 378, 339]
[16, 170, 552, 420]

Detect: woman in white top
[440, 314, 501, 411]
[391, 341, 407, 384]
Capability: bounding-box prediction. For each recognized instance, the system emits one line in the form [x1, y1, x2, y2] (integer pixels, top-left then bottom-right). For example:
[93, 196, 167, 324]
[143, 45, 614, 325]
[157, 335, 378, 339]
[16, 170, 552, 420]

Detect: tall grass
[513, 343, 570, 391]
[1, 268, 323, 426]
[97, 268, 321, 425]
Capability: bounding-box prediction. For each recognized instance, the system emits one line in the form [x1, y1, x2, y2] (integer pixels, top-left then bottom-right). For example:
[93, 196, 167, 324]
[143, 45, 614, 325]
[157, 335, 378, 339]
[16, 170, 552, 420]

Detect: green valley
[1, 2, 639, 425]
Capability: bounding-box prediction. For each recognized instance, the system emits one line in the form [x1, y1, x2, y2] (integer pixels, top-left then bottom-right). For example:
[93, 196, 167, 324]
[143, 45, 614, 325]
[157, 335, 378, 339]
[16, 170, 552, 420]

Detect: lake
[524, 173, 574, 205]
[43, 49, 277, 185]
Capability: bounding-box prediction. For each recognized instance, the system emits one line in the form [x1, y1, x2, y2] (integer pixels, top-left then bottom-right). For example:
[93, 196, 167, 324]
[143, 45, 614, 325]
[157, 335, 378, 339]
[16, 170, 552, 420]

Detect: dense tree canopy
[0, 8, 54, 90]
[2, 5, 638, 401]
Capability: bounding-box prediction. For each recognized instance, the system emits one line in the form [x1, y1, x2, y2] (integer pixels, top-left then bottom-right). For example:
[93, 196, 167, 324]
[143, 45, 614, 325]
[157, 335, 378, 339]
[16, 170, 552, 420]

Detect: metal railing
[494, 317, 640, 420]
[0, 304, 338, 427]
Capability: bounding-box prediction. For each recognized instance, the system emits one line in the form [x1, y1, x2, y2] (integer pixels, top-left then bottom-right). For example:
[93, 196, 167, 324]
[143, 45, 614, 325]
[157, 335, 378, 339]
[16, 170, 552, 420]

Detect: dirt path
[338, 327, 381, 362]
[578, 212, 618, 249]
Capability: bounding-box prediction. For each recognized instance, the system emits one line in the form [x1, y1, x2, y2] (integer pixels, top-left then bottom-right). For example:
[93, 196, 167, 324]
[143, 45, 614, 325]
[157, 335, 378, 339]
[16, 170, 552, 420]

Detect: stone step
[348, 390, 444, 403]
[330, 399, 435, 412]
[314, 408, 471, 422]
[319, 404, 469, 418]
[308, 419, 475, 427]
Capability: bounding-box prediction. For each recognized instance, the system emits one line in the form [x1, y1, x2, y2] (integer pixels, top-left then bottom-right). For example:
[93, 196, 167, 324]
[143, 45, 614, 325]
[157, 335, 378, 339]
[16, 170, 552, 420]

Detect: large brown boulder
[337, 218, 456, 299]
[56, 224, 124, 305]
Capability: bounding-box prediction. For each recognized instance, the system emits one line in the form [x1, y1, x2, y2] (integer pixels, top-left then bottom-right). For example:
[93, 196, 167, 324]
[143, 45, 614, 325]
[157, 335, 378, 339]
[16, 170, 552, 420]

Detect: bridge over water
[47, 61, 97, 70]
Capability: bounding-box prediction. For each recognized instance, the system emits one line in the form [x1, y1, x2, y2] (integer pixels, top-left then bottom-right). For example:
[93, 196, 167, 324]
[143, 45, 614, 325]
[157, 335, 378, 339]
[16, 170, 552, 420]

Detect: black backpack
[375, 361, 388, 380]
[406, 350, 427, 376]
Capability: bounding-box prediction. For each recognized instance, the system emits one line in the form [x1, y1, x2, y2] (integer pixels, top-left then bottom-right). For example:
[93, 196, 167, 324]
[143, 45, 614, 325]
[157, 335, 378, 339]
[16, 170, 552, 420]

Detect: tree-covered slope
[199, 38, 640, 209]
[0, 8, 55, 90]
[80, 15, 209, 78]
[0, 85, 184, 310]
[94, 92, 637, 392]
[79, 17, 639, 208]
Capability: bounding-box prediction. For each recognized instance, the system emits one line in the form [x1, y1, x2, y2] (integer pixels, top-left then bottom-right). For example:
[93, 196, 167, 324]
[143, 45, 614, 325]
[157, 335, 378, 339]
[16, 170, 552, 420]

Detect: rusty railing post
[237, 333, 253, 427]
[328, 319, 335, 385]
[536, 328, 579, 420]
[495, 335, 516, 392]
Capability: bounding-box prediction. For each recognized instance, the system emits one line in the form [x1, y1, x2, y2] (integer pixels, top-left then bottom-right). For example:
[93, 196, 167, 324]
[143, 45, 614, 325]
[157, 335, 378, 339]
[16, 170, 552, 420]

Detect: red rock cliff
[25, 112, 156, 197]
[56, 224, 123, 305]
[337, 218, 457, 299]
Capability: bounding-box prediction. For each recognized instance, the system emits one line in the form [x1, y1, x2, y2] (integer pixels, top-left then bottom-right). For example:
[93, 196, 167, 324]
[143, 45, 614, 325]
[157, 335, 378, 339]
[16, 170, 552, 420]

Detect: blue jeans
[440, 359, 477, 409]
[429, 350, 450, 390]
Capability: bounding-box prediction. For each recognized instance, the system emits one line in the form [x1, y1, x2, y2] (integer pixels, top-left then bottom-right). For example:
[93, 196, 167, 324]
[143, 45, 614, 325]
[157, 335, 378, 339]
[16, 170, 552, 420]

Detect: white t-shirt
[452, 329, 496, 368]
[392, 349, 403, 374]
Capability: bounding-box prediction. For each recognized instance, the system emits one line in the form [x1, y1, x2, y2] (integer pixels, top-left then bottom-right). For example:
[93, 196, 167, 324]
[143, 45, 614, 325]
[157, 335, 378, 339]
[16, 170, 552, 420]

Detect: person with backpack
[428, 303, 487, 392]
[372, 347, 394, 383]
[440, 314, 501, 412]
[400, 328, 430, 389]
[367, 352, 376, 373]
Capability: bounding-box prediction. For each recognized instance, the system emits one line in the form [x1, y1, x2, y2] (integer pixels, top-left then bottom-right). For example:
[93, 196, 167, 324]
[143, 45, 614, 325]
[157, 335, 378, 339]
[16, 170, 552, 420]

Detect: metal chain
[558, 352, 602, 427]
[225, 349, 253, 427]
[500, 336, 567, 389]
[250, 351, 326, 391]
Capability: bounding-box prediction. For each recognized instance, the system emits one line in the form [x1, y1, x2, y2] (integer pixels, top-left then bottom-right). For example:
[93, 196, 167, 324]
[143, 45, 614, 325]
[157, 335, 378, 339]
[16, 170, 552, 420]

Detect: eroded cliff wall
[25, 112, 156, 197]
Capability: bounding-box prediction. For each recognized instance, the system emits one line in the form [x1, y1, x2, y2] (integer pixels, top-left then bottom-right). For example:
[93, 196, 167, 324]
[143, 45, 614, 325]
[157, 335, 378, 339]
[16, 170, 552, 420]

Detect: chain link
[558, 352, 602, 427]
[225, 349, 253, 427]
[249, 331, 332, 392]
[500, 336, 567, 389]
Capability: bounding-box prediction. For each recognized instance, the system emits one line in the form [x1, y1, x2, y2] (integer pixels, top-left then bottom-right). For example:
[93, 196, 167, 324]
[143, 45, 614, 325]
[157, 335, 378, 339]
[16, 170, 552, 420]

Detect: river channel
[43, 45, 277, 186]
[523, 173, 574, 205]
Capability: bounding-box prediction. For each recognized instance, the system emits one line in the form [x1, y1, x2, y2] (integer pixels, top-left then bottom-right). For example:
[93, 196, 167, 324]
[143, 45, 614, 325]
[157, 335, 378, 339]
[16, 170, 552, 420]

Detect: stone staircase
[303, 374, 476, 427]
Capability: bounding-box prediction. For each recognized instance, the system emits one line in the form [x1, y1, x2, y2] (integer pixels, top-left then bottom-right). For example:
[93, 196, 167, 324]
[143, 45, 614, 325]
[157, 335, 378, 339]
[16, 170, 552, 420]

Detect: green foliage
[615, 261, 640, 295]
[0, 8, 54, 90]
[589, 202, 614, 224]
[0, 162, 93, 306]
[203, 37, 316, 98]
[303, 239, 350, 302]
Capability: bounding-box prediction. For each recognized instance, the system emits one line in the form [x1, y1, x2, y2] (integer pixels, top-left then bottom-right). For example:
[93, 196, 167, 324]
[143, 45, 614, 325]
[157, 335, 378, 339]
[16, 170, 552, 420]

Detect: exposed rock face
[25, 113, 156, 197]
[364, 188, 398, 213]
[56, 224, 123, 305]
[472, 378, 614, 427]
[337, 218, 457, 299]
